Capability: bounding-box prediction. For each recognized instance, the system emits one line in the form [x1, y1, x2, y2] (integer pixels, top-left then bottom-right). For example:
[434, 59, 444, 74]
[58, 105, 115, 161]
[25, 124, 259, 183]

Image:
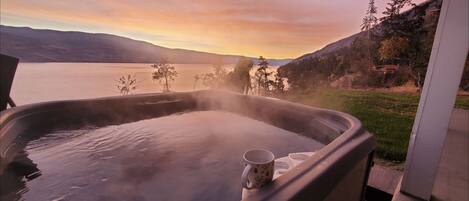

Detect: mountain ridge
[291, 32, 364, 64]
[285, 0, 437, 66]
[278, 0, 446, 90]
[0, 25, 291, 65]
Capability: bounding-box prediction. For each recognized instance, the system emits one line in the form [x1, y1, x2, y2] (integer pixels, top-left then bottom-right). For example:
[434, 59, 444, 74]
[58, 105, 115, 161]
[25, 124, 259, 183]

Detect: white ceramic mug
[241, 149, 275, 189]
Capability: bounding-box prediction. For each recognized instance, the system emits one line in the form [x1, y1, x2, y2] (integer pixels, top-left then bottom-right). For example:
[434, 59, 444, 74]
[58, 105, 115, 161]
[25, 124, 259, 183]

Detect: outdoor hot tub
[0, 90, 375, 201]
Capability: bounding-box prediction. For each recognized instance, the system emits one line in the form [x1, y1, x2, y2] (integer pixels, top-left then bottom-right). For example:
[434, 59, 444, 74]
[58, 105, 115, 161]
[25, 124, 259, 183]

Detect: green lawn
[282, 89, 469, 163]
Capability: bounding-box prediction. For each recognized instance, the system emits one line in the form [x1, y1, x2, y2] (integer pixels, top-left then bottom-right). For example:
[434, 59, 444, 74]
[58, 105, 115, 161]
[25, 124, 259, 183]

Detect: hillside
[0, 26, 291, 65]
[292, 32, 364, 64]
[286, 0, 438, 65]
[278, 0, 451, 90]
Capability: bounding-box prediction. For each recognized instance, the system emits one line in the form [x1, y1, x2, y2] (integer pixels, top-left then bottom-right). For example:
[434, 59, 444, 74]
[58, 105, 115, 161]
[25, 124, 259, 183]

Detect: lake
[11, 63, 244, 105]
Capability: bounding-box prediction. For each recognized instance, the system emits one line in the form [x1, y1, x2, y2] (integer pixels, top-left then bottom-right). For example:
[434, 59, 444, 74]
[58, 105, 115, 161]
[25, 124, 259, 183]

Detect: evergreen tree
[227, 57, 253, 94]
[379, 0, 428, 90]
[272, 73, 285, 95]
[255, 56, 273, 95]
[380, 0, 415, 38]
[361, 0, 378, 69]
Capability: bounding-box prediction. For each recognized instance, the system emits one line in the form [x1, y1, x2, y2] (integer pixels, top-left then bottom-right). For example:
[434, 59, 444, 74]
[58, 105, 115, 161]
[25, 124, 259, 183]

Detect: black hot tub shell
[0, 90, 375, 201]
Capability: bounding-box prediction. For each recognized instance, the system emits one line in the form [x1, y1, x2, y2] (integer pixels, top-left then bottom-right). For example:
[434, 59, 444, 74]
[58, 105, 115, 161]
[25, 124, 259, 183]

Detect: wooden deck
[368, 165, 402, 195]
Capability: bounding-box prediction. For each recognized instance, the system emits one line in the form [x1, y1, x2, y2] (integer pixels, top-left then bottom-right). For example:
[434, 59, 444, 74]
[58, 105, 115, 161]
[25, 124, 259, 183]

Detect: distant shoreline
[1, 25, 292, 65]
[16, 62, 282, 67]
[16, 61, 232, 64]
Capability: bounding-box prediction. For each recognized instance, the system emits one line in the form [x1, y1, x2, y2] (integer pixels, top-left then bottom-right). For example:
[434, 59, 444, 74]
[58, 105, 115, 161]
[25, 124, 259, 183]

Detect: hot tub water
[1, 111, 323, 201]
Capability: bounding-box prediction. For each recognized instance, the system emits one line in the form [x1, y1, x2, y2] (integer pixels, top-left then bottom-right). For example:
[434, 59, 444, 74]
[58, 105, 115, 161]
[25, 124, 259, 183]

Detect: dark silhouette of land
[0, 25, 291, 65]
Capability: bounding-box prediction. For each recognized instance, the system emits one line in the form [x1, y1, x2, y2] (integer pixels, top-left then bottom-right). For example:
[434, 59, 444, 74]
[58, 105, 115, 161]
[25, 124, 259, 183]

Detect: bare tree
[193, 74, 201, 90]
[151, 58, 178, 92]
[116, 74, 137, 95]
[201, 63, 228, 89]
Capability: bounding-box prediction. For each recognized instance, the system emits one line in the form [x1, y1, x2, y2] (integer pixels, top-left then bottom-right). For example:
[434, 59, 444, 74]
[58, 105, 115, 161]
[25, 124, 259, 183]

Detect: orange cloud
[0, 0, 427, 58]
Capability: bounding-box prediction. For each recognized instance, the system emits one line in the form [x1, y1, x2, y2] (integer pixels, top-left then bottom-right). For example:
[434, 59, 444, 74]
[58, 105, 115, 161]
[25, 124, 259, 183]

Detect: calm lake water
[11, 62, 260, 105]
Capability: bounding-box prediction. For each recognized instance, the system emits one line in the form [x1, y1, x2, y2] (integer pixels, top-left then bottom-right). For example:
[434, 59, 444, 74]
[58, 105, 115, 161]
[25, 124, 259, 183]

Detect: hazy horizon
[1, 0, 425, 59]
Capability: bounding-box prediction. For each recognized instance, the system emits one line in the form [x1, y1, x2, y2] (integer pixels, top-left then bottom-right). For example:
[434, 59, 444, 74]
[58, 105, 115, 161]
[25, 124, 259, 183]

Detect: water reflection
[11, 63, 278, 105]
[0, 151, 41, 200]
[0, 111, 323, 201]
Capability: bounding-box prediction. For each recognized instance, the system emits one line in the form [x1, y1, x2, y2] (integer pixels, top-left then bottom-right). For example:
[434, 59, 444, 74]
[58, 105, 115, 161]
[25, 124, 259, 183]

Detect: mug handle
[241, 164, 253, 189]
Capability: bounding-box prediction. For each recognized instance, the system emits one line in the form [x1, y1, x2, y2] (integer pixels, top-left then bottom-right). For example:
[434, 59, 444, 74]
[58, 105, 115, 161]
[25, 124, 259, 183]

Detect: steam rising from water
[5, 111, 323, 201]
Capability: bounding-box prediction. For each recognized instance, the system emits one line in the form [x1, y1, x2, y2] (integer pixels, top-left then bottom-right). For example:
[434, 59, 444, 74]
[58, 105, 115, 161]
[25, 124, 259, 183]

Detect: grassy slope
[282, 89, 469, 163]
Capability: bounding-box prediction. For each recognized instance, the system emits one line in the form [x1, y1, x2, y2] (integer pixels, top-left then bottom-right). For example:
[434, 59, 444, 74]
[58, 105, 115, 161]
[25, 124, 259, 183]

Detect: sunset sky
[0, 0, 425, 58]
